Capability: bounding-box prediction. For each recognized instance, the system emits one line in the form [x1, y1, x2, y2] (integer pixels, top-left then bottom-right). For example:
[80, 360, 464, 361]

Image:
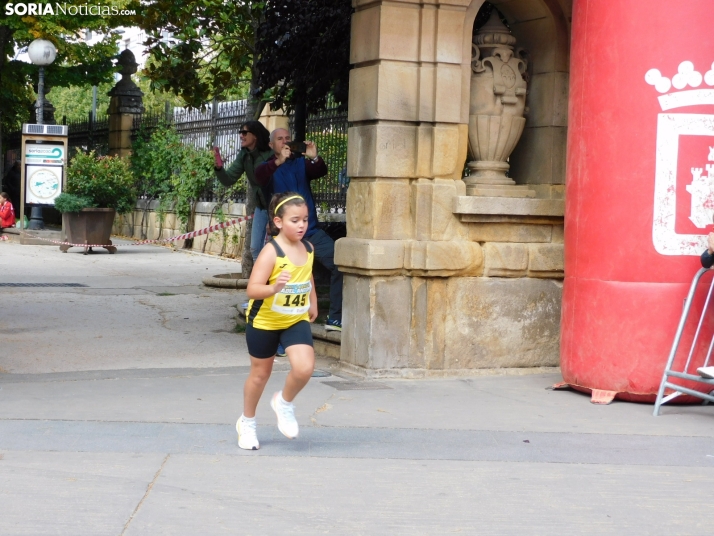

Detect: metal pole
[36, 66, 45, 125]
[28, 65, 45, 229]
[91, 85, 97, 122]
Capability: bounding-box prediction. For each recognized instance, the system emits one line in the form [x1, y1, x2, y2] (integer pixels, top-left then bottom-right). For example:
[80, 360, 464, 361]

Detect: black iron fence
[66, 114, 109, 157]
[293, 101, 349, 208]
[132, 100, 249, 164]
[4, 99, 349, 208]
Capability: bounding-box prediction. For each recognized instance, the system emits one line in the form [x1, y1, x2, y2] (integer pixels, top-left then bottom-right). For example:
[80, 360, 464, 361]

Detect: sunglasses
[239, 130, 251, 135]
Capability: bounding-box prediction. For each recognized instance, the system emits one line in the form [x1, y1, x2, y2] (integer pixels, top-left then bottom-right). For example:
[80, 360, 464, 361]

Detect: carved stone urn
[465, 12, 531, 197]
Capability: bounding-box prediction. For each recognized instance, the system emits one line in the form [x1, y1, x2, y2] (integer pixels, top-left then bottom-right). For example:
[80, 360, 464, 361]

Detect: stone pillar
[259, 106, 289, 133]
[337, 0, 567, 376]
[108, 50, 144, 157]
[336, 0, 482, 375]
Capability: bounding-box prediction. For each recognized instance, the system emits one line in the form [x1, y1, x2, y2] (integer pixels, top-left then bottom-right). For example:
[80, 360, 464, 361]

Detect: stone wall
[338, 194, 564, 377]
[112, 201, 248, 257]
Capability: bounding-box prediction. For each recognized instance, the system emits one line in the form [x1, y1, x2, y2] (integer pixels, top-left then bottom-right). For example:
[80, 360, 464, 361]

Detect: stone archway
[337, 0, 572, 376]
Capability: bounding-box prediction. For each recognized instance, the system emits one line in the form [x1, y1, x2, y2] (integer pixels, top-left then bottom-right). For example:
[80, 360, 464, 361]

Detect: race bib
[271, 281, 311, 315]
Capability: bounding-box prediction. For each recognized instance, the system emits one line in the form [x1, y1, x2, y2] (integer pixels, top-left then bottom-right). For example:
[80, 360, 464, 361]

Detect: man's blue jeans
[307, 228, 343, 322]
[250, 207, 269, 262]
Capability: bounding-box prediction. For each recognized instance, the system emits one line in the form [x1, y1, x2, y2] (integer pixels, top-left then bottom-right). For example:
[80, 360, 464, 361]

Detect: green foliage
[130, 123, 181, 201]
[51, 81, 113, 123]
[130, 123, 214, 231]
[138, 0, 263, 108]
[64, 150, 137, 214]
[255, 0, 352, 114]
[309, 130, 347, 190]
[0, 0, 138, 141]
[53, 193, 95, 213]
[168, 144, 214, 230]
[0, 58, 32, 132]
[51, 76, 186, 123]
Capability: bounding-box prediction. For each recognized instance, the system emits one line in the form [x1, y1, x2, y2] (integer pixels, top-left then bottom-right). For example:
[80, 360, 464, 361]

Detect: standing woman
[237, 191, 318, 450]
[213, 120, 272, 261]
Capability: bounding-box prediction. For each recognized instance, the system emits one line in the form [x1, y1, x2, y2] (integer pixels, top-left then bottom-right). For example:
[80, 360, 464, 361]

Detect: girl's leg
[282, 344, 315, 402]
[243, 355, 275, 417]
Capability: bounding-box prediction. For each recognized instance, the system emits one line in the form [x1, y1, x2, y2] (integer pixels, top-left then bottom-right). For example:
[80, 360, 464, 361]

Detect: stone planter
[60, 208, 117, 254]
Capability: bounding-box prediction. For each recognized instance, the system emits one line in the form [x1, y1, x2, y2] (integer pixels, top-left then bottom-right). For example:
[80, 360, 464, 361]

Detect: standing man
[214, 120, 273, 262]
[255, 128, 343, 331]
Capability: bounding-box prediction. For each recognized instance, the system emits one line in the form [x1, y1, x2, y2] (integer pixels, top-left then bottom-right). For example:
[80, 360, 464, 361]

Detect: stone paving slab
[2, 419, 714, 467]
[0, 291, 246, 373]
[0, 451, 165, 536]
[3, 451, 708, 535]
[0, 369, 332, 426]
[2, 368, 714, 436]
[126, 456, 710, 535]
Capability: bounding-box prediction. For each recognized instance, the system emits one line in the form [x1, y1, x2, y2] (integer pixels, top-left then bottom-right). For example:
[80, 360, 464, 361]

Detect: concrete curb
[202, 273, 249, 289]
[338, 362, 561, 379]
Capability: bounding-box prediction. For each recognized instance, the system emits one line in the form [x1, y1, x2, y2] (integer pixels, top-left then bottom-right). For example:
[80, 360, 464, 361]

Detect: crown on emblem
[645, 61, 714, 110]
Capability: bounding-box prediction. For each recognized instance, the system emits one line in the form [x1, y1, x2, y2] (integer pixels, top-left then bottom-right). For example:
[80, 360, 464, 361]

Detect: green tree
[139, 0, 264, 118]
[254, 0, 352, 140]
[50, 81, 113, 123]
[138, 0, 266, 275]
[51, 76, 185, 123]
[0, 0, 137, 174]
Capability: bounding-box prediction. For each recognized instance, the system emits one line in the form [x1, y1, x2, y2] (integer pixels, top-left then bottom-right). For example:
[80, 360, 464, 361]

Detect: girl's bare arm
[246, 246, 284, 300]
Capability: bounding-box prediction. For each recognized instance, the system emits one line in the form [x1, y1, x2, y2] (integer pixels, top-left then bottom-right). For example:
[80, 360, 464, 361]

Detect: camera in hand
[287, 141, 307, 156]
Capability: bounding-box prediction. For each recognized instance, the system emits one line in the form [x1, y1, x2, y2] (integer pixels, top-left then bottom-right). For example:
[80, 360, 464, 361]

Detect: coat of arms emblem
[646, 61, 714, 255]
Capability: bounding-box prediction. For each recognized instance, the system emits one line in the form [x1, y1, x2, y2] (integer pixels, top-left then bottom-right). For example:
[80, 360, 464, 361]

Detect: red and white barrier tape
[22, 214, 253, 249]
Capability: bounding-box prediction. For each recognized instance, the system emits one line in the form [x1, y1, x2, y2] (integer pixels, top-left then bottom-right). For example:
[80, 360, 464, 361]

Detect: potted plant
[54, 150, 137, 254]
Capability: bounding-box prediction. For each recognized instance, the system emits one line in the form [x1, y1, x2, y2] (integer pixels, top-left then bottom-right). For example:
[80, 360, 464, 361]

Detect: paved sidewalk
[1, 241, 712, 534]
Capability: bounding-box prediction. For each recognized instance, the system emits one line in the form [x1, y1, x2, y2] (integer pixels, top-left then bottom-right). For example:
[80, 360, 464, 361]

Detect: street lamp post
[27, 39, 57, 230]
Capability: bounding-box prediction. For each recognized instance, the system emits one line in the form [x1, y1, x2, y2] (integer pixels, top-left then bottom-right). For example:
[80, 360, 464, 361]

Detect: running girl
[237, 191, 318, 450]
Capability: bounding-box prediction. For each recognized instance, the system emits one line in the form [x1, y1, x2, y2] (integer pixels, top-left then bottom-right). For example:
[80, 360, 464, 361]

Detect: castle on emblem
[686, 151, 714, 228]
[645, 60, 714, 255]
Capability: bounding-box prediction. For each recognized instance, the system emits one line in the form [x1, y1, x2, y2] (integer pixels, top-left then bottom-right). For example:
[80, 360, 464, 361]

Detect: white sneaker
[236, 415, 259, 450]
[270, 391, 299, 439]
[697, 366, 714, 380]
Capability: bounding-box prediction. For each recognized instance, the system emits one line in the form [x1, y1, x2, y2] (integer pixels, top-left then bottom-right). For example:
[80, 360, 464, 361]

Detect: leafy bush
[63, 150, 137, 214]
[53, 193, 95, 213]
[130, 123, 216, 232]
[309, 130, 347, 192]
[169, 145, 215, 229]
[130, 123, 180, 201]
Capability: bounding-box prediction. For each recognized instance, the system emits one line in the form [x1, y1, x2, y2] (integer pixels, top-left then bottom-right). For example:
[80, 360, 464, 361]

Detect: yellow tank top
[247, 239, 314, 330]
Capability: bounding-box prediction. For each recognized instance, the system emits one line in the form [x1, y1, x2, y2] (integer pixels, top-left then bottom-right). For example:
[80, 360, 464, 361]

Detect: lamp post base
[27, 206, 45, 230]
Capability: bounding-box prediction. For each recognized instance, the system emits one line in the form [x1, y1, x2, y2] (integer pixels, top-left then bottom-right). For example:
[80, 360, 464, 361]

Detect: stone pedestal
[31, 85, 56, 125]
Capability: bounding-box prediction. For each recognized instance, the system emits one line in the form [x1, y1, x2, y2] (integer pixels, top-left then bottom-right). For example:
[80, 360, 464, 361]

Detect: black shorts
[246, 320, 314, 358]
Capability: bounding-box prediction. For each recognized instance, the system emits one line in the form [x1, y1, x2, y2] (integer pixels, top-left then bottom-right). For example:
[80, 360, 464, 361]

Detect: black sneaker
[325, 318, 342, 332]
